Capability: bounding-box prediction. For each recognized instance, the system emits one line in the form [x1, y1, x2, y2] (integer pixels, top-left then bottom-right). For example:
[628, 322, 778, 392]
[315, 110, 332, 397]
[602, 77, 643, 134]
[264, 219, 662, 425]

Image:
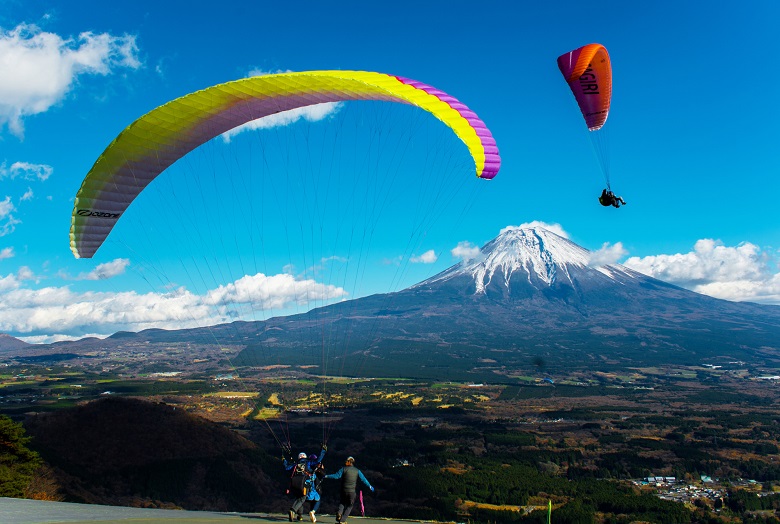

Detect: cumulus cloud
[0, 247, 13, 259]
[0, 161, 53, 181]
[501, 221, 569, 239]
[624, 239, 780, 304]
[205, 272, 347, 309]
[588, 242, 628, 267]
[0, 270, 349, 343]
[0, 23, 141, 137]
[221, 69, 343, 142]
[451, 241, 481, 262]
[410, 250, 438, 264]
[222, 102, 343, 142]
[16, 266, 35, 281]
[0, 273, 19, 292]
[74, 258, 130, 280]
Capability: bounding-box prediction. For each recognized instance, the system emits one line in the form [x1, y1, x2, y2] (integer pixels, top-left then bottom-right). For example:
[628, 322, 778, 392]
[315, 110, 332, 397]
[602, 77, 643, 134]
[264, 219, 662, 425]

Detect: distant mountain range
[6, 227, 780, 377]
[0, 333, 29, 353]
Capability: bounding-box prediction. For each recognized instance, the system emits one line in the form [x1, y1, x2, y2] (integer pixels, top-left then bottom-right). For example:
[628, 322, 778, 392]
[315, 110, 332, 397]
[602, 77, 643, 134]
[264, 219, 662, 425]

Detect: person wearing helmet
[283, 445, 327, 521]
[324, 456, 375, 524]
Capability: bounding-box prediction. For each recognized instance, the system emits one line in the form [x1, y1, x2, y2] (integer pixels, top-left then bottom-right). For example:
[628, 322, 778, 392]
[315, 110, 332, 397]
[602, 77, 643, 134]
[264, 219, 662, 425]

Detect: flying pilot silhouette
[598, 188, 626, 208]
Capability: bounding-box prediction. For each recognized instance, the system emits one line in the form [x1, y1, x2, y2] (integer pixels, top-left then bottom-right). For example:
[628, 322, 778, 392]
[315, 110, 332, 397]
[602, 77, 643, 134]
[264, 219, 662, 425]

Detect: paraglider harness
[311, 462, 325, 494]
[598, 188, 626, 208]
[288, 460, 311, 497]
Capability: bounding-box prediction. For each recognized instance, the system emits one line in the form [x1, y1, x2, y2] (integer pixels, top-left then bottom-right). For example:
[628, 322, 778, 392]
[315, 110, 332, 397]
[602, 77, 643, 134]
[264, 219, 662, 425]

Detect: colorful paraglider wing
[557, 44, 612, 131]
[70, 71, 501, 259]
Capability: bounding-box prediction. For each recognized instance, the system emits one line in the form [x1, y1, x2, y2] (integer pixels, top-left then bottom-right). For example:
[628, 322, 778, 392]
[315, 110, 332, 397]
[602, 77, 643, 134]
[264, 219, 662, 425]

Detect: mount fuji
[13, 227, 780, 378]
[226, 227, 780, 377]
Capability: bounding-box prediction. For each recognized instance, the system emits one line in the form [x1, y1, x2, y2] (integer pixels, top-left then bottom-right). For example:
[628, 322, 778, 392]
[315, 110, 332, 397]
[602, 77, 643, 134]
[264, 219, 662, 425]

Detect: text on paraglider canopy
[77, 209, 121, 219]
[579, 65, 599, 95]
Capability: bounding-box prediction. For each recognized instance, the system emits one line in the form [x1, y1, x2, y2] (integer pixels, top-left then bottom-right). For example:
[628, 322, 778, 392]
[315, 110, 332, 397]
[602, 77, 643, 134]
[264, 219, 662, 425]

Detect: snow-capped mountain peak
[419, 227, 634, 293]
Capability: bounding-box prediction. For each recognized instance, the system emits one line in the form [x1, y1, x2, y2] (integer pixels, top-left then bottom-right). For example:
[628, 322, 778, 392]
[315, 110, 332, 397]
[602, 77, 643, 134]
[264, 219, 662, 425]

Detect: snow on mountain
[419, 227, 637, 293]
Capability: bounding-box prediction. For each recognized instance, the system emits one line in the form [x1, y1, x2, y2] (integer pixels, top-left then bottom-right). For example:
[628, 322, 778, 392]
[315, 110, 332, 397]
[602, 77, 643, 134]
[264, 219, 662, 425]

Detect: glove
[321, 443, 327, 451]
[370, 486, 375, 493]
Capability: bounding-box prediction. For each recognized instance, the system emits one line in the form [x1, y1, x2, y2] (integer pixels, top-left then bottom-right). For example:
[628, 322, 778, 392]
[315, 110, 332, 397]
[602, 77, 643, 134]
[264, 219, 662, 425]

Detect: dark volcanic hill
[12, 227, 780, 377]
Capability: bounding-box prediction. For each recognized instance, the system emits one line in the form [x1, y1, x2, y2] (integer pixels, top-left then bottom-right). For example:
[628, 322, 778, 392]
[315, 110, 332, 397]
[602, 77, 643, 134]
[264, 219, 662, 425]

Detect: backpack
[289, 461, 310, 496]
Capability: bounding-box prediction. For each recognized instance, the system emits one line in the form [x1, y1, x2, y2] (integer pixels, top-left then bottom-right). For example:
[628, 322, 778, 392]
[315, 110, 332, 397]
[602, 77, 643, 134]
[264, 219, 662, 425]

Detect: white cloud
[0, 270, 348, 342]
[501, 221, 569, 239]
[381, 256, 403, 266]
[0, 23, 141, 137]
[0, 196, 14, 218]
[410, 250, 438, 264]
[588, 242, 628, 267]
[0, 247, 13, 259]
[0, 273, 19, 292]
[624, 239, 780, 304]
[0, 161, 53, 181]
[222, 102, 343, 142]
[75, 258, 130, 280]
[0, 196, 19, 236]
[20, 333, 108, 344]
[451, 241, 481, 262]
[247, 68, 280, 77]
[16, 266, 35, 281]
[20, 188, 33, 202]
[221, 68, 343, 142]
[307, 255, 348, 275]
[205, 272, 347, 309]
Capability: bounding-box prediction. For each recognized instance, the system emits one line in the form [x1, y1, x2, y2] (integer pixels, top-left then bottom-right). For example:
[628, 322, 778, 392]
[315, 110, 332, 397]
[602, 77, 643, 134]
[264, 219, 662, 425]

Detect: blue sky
[1, 0, 779, 343]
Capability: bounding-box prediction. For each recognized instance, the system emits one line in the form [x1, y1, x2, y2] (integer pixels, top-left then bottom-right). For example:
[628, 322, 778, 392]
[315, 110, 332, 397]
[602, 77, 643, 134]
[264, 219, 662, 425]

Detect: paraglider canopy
[557, 44, 612, 131]
[69, 70, 501, 259]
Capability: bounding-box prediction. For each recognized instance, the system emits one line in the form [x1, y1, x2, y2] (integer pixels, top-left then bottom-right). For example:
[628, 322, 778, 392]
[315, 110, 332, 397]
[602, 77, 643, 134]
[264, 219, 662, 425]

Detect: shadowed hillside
[23, 397, 278, 511]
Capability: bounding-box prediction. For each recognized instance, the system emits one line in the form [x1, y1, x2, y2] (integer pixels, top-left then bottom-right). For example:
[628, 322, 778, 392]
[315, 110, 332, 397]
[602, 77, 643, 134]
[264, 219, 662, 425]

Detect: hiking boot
[309, 511, 316, 523]
[297, 515, 304, 521]
[288, 510, 295, 522]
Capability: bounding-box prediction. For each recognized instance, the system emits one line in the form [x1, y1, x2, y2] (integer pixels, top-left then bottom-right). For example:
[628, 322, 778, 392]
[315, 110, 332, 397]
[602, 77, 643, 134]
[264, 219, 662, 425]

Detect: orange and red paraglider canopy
[557, 44, 612, 131]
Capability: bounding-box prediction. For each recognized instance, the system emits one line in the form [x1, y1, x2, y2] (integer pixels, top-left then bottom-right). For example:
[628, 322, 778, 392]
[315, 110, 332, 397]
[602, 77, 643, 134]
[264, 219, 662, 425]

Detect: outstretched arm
[324, 467, 343, 480]
[358, 470, 374, 491]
